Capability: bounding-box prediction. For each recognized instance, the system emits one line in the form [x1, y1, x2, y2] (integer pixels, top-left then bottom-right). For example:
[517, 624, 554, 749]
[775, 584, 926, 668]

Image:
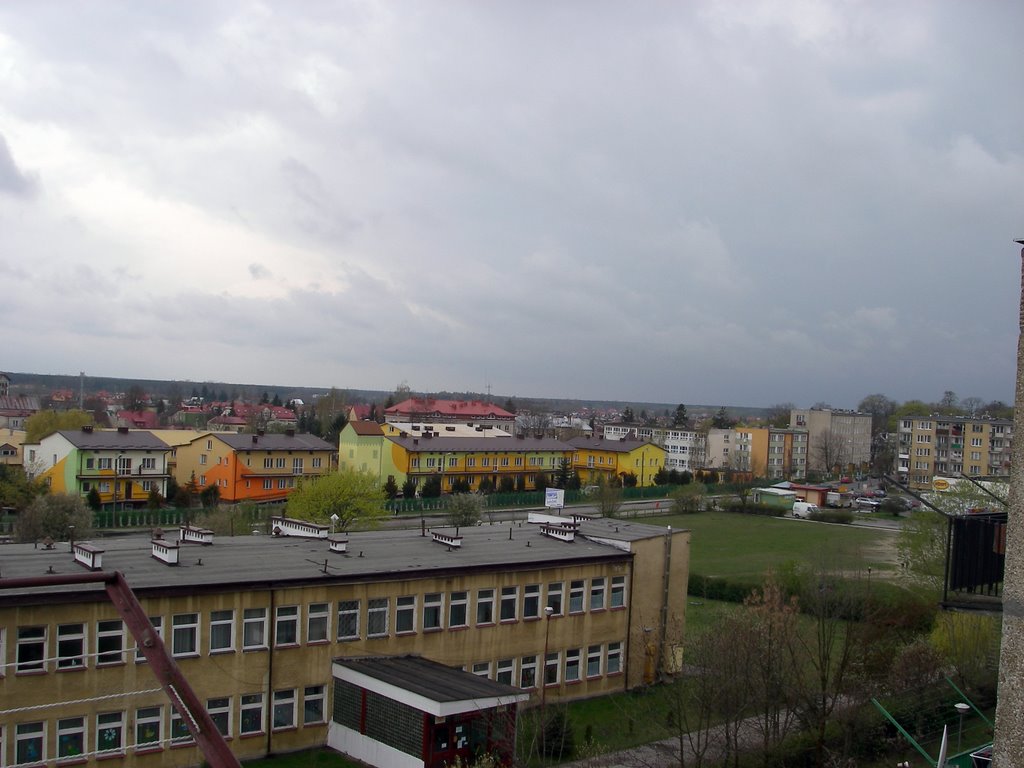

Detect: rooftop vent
[445, 426, 456, 432]
[117, 426, 129, 434]
[72, 542, 104, 571]
[152, 538, 180, 565]
[81, 425, 94, 433]
[180, 524, 214, 546]
[270, 516, 330, 539]
[540, 523, 577, 543]
[252, 435, 259, 444]
[286, 428, 295, 437]
[328, 536, 348, 554]
[431, 530, 463, 549]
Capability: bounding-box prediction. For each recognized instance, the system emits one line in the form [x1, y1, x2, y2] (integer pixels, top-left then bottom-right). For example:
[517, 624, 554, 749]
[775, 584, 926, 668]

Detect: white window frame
[207, 697, 232, 737]
[243, 608, 268, 650]
[520, 655, 538, 689]
[367, 598, 389, 638]
[275, 605, 300, 647]
[547, 582, 563, 615]
[96, 711, 125, 757]
[307, 603, 329, 644]
[423, 592, 444, 631]
[303, 685, 327, 725]
[171, 613, 199, 658]
[565, 648, 581, 682]
[589, 578, 606, 611]
[57, 623, 87, 670]
[544, 651, 561, 686]
[17, 626, 47, 673]
[338, 600, 360, 641]
[135, 706, 162, 750]
[395, 596, 416, 635]
[210, 610, 235, 653]
[607, 642, 623, 674]
[523, 584, 541, 619]
[500, 586, 518, 622]
[134, 616, 162, 664]
[587, 645, 602, 678]
[476, 589, 495, 625]
[569, 580, 585, 614]
[449, 591, 468, 628]
[96, 619, 125, 666]
[17, 721, 46, 765]
[240, 693, 265, 736]
[57, 716, 86, 761]
[272, 689, 297, 731]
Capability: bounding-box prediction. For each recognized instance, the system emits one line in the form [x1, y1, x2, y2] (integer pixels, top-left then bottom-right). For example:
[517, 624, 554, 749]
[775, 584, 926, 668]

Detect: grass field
[638, 510, 900, 580]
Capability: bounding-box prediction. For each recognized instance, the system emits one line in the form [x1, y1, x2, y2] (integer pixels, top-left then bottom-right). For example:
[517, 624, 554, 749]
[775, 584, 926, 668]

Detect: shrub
[720, 500, 787, 517]
[808, 509, 854, 524]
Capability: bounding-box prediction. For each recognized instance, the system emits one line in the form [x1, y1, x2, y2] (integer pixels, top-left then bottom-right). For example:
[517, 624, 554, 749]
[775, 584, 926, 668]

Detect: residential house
[384, 398, 516, 432]
[0, 395, 41, 430]
[566, 435, 666, 487]
[24, 426, 172, 507]
[1, 428, 26, 466]
[602, 423, 704, 473]
[173, 430, 335, 503]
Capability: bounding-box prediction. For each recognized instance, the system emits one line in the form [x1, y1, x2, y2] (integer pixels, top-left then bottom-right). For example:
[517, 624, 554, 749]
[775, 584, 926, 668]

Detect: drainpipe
[657, 526, 673, 681]
[266, 587, 276, 757]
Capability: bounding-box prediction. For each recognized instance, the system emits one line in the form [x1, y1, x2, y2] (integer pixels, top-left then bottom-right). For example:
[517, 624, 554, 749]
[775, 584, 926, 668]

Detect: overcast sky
[2, 2, 1022, 409]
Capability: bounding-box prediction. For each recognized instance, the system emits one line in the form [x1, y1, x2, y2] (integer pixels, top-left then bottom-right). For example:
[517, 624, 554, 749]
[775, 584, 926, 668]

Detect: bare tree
[812, 430, 847, 476]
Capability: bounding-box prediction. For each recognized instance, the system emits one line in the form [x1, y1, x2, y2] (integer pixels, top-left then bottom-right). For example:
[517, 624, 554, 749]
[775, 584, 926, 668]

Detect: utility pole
[993, 240, 1024, 766]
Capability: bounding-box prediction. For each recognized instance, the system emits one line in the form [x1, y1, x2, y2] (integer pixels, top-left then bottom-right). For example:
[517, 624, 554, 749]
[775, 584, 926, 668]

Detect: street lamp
[955, 702, 970, 751]
[330, 513, 339, 535]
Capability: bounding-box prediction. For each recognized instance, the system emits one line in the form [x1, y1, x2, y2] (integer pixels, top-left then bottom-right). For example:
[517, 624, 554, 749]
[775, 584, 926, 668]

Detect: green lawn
[244, 749, 363, 768]
[641, 511, 899, 580]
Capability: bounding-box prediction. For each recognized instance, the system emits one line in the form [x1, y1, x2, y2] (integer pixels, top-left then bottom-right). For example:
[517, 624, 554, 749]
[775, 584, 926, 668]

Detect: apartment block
[790, 408, 872, 475]
[602, 423, 705, 473]
[896, 415, 1013, 489]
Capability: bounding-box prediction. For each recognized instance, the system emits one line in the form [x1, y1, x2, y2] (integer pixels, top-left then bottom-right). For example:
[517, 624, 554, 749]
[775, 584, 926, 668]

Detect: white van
[792, 502, 819, 519]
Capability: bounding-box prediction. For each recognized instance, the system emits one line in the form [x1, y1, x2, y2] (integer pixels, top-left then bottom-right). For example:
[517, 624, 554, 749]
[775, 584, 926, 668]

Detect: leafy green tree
[0, 465, 46, 511]
[86, 487, 102, 511]
[477, 477, 494, 494]
[451, 477, 471, 493]
[200, 484, 220, 508]
[286, 468, 386, 531]
[653, 466, 669, 486]
[533, 471, 548, 490]
[123, 385, 147, 412]
[401, 477, 418, 498]
[147, 489, 163, 510]
[857, 393, 898, 434]
[15, 493, 94, 543]
[554, 458, 572, 488]
[514, 474, 526, 492]
[24, 409, 94, 443]
[498, 476, 516, 494]
[670, 483, 705, 514]
[595, 478, 622, 518]
[765, 403, 794, 428]
[622, 407, 635, 423]
[271, 393, 282, 407]
[446, 493, 483, 527]
[622, 472, 638, 488]
[383, 476, 399, 499]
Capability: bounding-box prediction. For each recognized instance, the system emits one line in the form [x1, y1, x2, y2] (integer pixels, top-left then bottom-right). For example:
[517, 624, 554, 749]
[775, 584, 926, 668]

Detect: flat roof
[0, 520, 667, 605]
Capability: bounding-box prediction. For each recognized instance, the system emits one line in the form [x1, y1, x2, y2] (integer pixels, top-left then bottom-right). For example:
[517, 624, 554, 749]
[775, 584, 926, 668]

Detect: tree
[401, 477, 418, 498]
[765, 403, 794, 428]
[446, 493, 483, 527]
[0, 465, 46, 511]
[200, 484, 220, 508]
[24, 409, 94, 443]
[15, 493, 94, 543]
[812, 429, 847, 476]
[670, 483, 705, 514]
[504, 398, 517, 414]
[857, 393, 897, 435]
[960, 396, 984, 417]
[621, 472, 638, 488]
[498, 476, 515, 494]
[86, 487, 102, 511]
[939, 390, 959, 411]
[621, 407, 635, 423]
[595, 478, 622, 518]
[383, 476, 399, 499]
[286, 469, 386, 532]
[711, 407, 732, 429]
[271, 393, 282, 407]
[672, 403, 688, 428]
[554, 458, 572, 489]
[420, 475, 442, 498]
[146, 488, 163, 510]
[123, 384, 147, 412]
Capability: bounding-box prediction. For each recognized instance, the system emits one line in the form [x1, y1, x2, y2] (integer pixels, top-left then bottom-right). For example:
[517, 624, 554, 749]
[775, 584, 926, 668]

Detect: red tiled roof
[384, 398, 514, 419]
[117, 410, 159, 429]
[349, 420, 383, 436]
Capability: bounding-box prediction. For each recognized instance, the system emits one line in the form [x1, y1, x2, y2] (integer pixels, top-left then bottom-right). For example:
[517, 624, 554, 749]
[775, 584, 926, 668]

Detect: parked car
[792, 501, 819, 519]
[855, 497, 880, 511]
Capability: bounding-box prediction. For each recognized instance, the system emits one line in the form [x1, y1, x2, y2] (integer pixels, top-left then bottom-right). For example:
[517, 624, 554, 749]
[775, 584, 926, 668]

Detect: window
[589, 578, 606, 611]
[243, 608, 268, 649]
[312, 457, 322, 469]
[240, 694, 265, 736]
[273, 689, 297, 730]
[207, 698, 231, 737]
[57, 623, 86, 669]
[565, 648, 581, 682]
[97, 619, 124, 665]
[293, 458, 303, 473]
[172, 613, 199, 657]
[98, 457, 112, 470]
[307, 603, 329, 643]
[338, 600, 360, 640]
[96, 712, 124, 756]
[607, 642, 622, 674]
[86, 457, 95, 469]
[472, 661, 491, 678]
[58, 716, 85, 761]
[972, 438, 983, 447]
[275, 606, 300, 646]
[610, 576, 626, 608]
[569, 580, 585, 613]
[275, 457, 286, 468]
[523, 584, 540, 619]
[500, 586, 518, 622]
[142, 457, 156, 470]
[396, 596, 416, 634]
[199, 454, 208, 466]
[278, 478, 287, 489]
[264, 457, 273, 469]
[544, 651, 560, 686]
[263, 479, 273, 490]
[423, 593, 443, 631]
[547, 582, 563, 615]
[17, 626, 46, 672]
[476, 589, 495, 625]
[135, 706, 162, 750]
[210, 610, 235, 653]
[134, 616, 162, 663]
[17, 722, 45, 765]
[449, 591, 468, 628]
[587, 645, 602, 677]
[520, 655, 537, 689]
[304, 685, 326, 725]
[367, 598, 389, 637]
[170, 708, 194, 745]
[496, 658, 515, 685]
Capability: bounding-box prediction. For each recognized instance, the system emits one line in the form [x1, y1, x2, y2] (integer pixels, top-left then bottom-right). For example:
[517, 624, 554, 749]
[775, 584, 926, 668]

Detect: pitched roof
[384, 398, 514, 420]
[386, 434, 570, 453]
[57, 428, 171, 451]
[214, 432, 335, 451]
[566, 435, 661, 453]
[348, 420, 383, 436]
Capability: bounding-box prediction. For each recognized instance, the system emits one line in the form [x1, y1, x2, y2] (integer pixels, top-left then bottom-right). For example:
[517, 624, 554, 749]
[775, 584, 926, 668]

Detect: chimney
[286, 428, 295, 437]
[117, 426, 129, 434]
[81, 425, 93, 433]
[252, 435, 258, 444]
[257, 429, 265, 437]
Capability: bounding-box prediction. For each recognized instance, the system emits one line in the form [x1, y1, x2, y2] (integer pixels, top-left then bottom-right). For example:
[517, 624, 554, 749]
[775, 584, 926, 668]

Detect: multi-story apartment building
[702, 427, 807, 479]
[896, 415, 1013, 489]
[602, 423, 705, 473]
[0, 517, 689, 768]
[24, 427, 172, 508]
[173, 430, 335, 503]
[789, 408, 872, 475]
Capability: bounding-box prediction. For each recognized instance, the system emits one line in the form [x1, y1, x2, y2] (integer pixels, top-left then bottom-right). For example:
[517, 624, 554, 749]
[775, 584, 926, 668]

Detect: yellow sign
[933, 478, 950, 492]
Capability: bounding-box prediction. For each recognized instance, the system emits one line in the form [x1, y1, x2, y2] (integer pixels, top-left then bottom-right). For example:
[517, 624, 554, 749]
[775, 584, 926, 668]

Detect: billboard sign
[545, 488, 565, 509]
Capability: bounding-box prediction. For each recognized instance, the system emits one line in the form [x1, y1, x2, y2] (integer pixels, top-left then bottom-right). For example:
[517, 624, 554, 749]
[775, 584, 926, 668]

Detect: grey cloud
[0, 134, 38, 197]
